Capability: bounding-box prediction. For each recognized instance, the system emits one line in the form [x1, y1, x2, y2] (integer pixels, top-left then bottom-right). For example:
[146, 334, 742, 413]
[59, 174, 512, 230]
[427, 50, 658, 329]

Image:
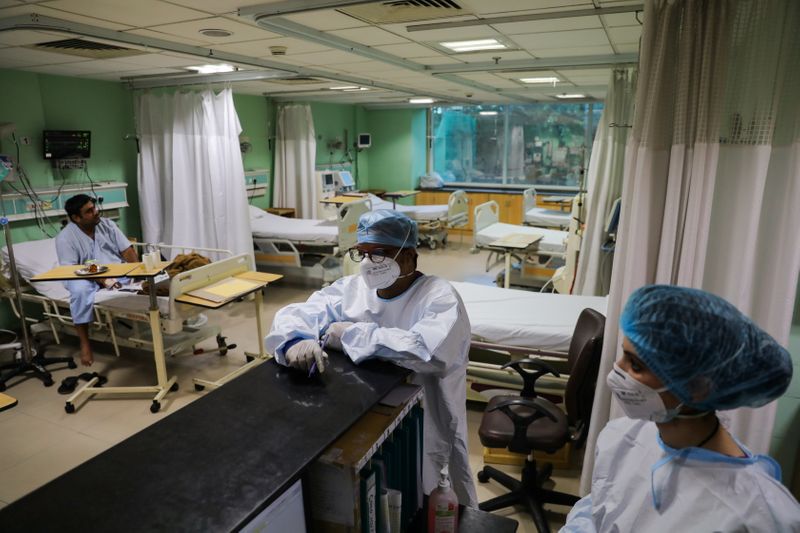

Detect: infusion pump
[316, 170, 357, 219]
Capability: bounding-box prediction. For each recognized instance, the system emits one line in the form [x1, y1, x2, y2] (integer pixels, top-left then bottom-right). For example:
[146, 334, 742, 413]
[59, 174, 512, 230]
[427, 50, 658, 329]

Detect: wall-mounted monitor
[43, 130, 91, 160]
[357, 133, 371, 149]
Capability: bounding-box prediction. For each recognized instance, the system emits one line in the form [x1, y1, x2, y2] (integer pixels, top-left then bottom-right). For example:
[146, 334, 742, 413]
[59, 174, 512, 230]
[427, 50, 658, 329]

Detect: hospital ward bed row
[1, 237, 279, 412]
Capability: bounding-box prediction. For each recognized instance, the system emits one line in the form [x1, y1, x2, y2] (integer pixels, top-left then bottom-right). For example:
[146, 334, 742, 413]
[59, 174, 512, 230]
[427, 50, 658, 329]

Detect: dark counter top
[0, 354, 409, 532]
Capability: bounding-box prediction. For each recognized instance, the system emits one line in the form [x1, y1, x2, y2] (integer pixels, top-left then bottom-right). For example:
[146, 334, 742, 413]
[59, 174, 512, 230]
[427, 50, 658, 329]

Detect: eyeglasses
[348, 248, 395, 263]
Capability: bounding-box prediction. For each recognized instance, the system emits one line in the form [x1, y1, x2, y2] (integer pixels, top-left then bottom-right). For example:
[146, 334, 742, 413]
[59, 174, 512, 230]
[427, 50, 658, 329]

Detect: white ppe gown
[560, 417, 800, 532]
[55, 219, 132, 324]
[264, 274, 478, 507]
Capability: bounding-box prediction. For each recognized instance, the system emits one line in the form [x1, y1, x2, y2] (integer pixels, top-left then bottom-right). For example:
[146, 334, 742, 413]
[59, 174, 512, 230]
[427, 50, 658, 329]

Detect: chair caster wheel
[68, 360, 78, 369]
[170, 382, 179, 392]
[150, 401, 161, 413]
[43, 377, 54, 387]
[477, 470, 490, 483]
[194, 384, 205, 391]
[65, 402, 75, 414]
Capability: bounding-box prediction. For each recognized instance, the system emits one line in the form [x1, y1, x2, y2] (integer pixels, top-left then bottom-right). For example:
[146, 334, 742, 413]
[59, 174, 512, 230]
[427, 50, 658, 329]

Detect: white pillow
[248, 204, 267, 220]
[2, 238, 69, 300]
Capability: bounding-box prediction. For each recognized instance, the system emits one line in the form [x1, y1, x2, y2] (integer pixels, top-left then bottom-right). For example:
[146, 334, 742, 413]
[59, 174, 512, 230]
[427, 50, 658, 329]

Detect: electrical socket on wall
[20, 136, 30, 145]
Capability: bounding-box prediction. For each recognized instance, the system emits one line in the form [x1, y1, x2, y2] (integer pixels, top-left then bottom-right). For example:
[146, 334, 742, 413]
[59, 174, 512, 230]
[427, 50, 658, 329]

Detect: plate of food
[75, 264, 109, 276]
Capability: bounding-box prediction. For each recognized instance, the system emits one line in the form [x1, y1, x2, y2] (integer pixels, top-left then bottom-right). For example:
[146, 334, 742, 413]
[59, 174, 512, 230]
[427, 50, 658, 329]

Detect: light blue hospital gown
[55, 218, 132, 324]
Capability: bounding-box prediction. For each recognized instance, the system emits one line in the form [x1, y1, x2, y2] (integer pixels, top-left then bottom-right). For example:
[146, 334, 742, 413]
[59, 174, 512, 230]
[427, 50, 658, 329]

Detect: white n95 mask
[360, 257, 408, 289]
[606, 362, 683, 423]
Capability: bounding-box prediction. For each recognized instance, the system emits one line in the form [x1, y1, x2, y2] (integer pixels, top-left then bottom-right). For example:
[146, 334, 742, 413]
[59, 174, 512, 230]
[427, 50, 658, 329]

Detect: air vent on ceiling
[29, 38, 145, 59]
[267, 77, 327, 85]
[340, 0, 466, 24]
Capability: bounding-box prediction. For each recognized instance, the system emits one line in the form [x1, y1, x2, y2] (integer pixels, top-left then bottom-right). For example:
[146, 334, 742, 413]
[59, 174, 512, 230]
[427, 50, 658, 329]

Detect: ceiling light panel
[440, 38, 507, 52]
[554, 93, 586, 99]
[186, 63, 236, 73]
[409, 97, 434, 104]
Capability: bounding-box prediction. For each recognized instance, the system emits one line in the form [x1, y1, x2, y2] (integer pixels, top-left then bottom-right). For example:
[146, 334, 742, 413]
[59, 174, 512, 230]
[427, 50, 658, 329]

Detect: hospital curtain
[574, 68, 636, 296]
[581, 0, 800, 494]
[136, 88, 253, 260]
[273, 104, 318, 218]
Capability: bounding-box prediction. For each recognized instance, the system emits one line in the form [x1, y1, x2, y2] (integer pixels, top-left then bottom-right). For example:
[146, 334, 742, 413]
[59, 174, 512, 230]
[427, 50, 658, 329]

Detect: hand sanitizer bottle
[428, 464, 458, 533]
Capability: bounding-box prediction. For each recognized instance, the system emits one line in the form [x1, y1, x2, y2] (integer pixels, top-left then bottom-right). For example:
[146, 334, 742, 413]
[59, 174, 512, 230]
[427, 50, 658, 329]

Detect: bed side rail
[473, 200, 500, 242]
[522, 187, 537, 217]
[337, 198, 371, 250]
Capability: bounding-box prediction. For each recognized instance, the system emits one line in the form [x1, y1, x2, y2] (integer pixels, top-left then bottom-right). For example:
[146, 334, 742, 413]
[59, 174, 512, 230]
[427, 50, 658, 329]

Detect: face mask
[359, 224, 414, 290]
[606, 362, 683, 423]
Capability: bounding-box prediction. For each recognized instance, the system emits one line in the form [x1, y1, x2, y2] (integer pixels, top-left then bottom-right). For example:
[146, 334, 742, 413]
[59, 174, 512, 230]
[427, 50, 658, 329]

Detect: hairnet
[620, 285, 792, 411]
[357, 209, 417, 249]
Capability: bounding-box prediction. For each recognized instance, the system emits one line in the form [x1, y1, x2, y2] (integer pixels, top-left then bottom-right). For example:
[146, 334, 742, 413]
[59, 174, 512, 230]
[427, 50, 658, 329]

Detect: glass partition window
[431, 103, 603, 188]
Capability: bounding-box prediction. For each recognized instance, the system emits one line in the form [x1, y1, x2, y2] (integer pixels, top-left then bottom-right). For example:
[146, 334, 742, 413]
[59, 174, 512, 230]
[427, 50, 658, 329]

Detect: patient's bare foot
[80, 346, 94, 366]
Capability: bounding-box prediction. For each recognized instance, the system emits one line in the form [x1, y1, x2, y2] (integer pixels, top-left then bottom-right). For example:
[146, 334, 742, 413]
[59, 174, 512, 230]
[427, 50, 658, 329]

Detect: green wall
[234, 94, 273, 209]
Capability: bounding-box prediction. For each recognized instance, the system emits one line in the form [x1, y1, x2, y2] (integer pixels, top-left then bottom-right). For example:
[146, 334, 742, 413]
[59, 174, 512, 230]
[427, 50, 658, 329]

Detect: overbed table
[489, 233, 544, 289]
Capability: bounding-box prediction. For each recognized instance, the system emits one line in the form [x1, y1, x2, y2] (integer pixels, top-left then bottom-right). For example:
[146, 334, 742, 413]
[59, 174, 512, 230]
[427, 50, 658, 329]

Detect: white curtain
[574, 69, 636, 296]
[136, 88, 253, 261]
[580, 0, 800, 494]
[273, 104, 318, 218]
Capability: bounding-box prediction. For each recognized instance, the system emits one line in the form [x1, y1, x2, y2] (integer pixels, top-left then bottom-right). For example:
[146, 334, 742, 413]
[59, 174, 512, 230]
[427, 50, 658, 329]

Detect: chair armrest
[488, 397, 559, 454]
[502, 358, 561, 398]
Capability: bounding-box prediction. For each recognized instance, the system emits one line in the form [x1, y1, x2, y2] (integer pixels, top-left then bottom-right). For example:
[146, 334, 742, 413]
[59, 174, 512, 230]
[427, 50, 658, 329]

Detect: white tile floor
[0, 241, 580, 530]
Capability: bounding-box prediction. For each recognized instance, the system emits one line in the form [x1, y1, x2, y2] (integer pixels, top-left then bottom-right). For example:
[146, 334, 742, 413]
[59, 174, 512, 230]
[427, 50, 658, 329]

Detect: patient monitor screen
[323, 173, 335, 186]
[338, 170, 354, 187]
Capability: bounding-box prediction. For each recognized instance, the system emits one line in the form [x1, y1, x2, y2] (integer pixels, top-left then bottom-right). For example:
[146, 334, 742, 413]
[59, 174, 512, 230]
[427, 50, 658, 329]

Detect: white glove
[285, 339, 328, 373]
[323, 322, 354, 352]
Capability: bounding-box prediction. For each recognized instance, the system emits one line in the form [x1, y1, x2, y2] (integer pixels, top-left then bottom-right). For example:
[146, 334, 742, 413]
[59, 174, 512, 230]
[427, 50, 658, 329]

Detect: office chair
[476, 308, 605, 533]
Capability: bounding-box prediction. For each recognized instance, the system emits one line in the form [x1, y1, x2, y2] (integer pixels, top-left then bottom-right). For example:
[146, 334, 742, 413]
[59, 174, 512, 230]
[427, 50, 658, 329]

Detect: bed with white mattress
[522, 187, 572, 229]
[249, 199, 370, 284]
[452, 280, 607, 401]
[367, 190, 468, 248]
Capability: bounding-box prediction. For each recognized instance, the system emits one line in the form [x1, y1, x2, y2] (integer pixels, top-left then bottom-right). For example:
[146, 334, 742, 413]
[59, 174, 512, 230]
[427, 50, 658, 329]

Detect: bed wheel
[429, 239, 437, 250]
[68, 359, 78, 369]
[65, 402, 75, 414]
[42, 377, 54, 387]
[194, 384, 205, 392]
[150, 401, 161, 413]
[216, 334, 228, 356]
[170, 382, 179, 392]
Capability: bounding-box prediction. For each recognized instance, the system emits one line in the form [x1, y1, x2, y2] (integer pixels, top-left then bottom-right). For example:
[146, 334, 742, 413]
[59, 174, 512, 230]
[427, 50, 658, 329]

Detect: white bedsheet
[452, 281, 607, 352]
[366, 194, 448, 221]
[249, 207, 338, 244]
[2, 238, 170, 314]
[524, 207, 571, 228]
[475, 223, 568, 253]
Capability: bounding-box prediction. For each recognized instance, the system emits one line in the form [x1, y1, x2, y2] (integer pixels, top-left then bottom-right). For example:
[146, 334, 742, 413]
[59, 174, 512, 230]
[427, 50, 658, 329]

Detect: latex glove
[285, 339, 328, 373]
[323, 322, 354, 352]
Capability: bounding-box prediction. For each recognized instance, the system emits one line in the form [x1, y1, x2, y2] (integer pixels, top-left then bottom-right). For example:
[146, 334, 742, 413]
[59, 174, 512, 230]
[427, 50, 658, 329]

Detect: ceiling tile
[456, 50, 533, 63]
[458, 0, 596, 16]
[283, 10, 366, 31]
[496, 69, 560, 79]
[492, 15, 602, 35]
[374, 42, 437, 59]
[124, 28, 208, 46]
[157, 0, 247, 16]
[414, 55, 464, 65]
[455, 72, 522, 89]
[607, 26, 640, 44]
[601, 13, 642, 27]
[328, 27, 408, 47]
[106, 52, 207, 68]
[558, 68, 612, 78]
[0, 29, 65, 46]
[287, 49, 371, 66]
[513, 28, 609, 50]
[0, 1, 23, 7]
[44, 0, 210, 28]
[614, 43, 638, 53]
[142, 17, 279, 44]
[0, 4, 134, 30]
[533, 44, 615, 57]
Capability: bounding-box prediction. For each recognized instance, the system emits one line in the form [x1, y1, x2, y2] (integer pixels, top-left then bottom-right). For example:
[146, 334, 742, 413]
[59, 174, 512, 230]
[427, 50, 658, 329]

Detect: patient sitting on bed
[55, 194, 138, 366]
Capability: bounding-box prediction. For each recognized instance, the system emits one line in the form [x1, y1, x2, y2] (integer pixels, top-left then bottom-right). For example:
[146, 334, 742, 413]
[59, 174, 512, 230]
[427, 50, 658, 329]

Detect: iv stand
[0, 217, 75, 391]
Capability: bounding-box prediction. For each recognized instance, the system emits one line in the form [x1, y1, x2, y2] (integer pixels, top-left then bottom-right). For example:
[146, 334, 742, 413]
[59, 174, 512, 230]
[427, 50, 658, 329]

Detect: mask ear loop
[392, 224, 416, 279]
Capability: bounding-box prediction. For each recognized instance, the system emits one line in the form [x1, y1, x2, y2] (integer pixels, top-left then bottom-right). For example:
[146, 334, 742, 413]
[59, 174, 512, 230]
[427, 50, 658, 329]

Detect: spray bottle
[427, 464, 458, 533]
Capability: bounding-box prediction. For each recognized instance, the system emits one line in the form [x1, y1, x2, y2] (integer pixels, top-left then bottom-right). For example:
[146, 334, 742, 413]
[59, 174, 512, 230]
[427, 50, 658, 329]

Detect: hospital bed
[473, 200, 569, 288]
[452, 281, 607, 402]
[0, 238, 266, 411]
[250, 198, 370, 285]
[522, 187, 573, 229]
[367, 191, 468, 249]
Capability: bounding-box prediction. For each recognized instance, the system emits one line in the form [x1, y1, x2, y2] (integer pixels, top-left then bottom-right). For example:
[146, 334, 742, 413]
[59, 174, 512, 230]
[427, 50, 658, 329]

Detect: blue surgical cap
[620, 285, 792, 412]
[357, 209, 418, 249]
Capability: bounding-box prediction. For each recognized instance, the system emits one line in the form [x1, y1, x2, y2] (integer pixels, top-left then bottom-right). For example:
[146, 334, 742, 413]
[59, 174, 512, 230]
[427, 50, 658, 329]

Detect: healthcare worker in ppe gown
[265, 210, 478, 507]
[561, 285, 800, 533]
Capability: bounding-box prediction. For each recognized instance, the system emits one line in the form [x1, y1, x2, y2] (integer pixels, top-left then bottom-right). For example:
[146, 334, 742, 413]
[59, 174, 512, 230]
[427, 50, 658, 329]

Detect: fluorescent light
[186, 64, 235, 74]
[520, 77, 560, 84]
[479, 111, 498, 116]
[440, 38, 507, 53]
[409, 98, 434, 104]
[342, 87, 370, 92]
[555, 93, 586, 99]
[330, 85, 358, 90]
